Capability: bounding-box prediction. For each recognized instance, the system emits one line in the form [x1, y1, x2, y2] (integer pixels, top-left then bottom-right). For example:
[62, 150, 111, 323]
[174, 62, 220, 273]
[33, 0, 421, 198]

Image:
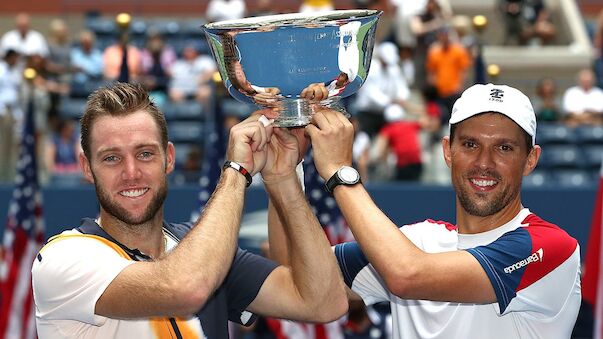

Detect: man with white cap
[269, 83, 581, 338]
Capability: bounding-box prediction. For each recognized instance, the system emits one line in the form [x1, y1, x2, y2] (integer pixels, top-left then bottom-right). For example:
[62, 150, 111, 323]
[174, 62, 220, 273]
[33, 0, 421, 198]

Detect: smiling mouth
[470, 178, 498, 189]
[119, 188, 149, 198]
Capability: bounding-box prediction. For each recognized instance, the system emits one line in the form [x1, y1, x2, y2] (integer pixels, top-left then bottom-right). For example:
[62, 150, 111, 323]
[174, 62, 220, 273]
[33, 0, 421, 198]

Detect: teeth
[120, 188, 148, 197]
[471, 179, 496, 187]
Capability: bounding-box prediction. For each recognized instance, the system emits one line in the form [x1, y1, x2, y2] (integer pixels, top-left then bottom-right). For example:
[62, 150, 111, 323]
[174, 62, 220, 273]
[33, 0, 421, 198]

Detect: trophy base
[273, 97, 349, 128]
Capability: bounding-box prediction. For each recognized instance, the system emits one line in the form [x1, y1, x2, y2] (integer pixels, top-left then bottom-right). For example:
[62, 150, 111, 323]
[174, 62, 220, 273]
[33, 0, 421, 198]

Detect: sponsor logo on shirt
[504, 248, 543, 274]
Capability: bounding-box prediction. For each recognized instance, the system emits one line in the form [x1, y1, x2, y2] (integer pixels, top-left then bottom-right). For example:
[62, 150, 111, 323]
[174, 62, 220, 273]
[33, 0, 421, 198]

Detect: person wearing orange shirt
[426, 27, 471, 123]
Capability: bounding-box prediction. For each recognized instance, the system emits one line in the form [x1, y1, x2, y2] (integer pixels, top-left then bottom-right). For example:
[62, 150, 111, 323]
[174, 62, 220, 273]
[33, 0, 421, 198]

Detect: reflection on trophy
[203, 10, 382, 127]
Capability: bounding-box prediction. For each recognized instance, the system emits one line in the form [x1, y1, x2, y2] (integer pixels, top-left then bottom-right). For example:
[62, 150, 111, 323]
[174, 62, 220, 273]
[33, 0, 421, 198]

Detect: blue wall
[0, 183, 597, 259]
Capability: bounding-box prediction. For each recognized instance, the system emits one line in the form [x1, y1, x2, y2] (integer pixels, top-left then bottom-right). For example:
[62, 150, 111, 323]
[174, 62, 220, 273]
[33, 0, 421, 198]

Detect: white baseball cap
[449, 83, 537, 145]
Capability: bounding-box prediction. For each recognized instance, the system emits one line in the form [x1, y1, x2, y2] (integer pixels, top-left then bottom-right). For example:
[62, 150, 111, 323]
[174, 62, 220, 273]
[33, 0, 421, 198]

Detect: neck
[455, 197, 524, 234]
[97, 209, 165, 259]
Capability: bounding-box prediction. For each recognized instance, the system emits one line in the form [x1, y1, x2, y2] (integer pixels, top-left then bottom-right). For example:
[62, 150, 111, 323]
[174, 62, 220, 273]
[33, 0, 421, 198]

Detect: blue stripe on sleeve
[334, 242, 370, 287]
[466, 227, 532, 313]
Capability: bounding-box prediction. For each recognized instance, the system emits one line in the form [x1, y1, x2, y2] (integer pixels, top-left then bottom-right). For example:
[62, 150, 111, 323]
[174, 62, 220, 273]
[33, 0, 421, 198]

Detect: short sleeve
[224, 249, 278, 325]
[334, 242, 389, 305]
[466, 223, 580, 317]
[32, 236, 134, 325]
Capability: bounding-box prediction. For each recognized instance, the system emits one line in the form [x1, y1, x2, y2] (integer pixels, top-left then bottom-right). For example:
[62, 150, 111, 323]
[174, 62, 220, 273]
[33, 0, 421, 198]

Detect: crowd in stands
[0, 0, 602, 191]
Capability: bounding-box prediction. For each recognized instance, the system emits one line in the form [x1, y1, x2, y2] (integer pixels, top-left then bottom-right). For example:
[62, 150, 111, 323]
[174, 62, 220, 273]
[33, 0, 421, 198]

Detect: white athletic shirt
[32, 229, 205, 338]
[334, 208, 581, 339]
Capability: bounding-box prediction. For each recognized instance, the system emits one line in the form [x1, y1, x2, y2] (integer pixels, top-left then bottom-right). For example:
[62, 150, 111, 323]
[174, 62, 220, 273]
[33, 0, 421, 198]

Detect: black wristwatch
[325, 166, 361, 194]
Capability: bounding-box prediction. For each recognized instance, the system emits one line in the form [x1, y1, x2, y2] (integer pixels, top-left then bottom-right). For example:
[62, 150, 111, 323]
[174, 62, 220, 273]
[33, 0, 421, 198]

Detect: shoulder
[520, 213, 578, 258]
[36, 230, 133, 264]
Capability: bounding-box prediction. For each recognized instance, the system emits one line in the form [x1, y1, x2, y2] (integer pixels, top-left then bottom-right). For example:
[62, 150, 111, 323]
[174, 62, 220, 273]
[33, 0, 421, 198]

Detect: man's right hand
[226, 113, 274, 175]
[305, 109, 355, 180]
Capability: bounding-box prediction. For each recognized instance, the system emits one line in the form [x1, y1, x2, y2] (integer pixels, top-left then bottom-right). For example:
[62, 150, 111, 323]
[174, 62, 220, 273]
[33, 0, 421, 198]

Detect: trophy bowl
[203, 10, 382, 127]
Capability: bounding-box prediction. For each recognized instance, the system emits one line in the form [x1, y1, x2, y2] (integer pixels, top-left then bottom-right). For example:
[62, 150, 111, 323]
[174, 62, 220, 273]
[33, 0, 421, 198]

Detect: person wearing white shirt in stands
[0, 13, 49, 58]
[562, 68, 603, 126]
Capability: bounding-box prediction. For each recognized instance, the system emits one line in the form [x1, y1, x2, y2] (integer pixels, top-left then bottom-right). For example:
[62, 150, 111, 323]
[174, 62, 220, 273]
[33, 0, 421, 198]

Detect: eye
[499, 144, 513, 152]
[462, 141, 477, 149]
[103, 155, 119, 163]
[138, 151, 154, 159]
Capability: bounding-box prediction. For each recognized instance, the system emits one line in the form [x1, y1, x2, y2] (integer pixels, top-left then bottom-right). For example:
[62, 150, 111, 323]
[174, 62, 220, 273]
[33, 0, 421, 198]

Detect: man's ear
[442, 136, 452, 169]
[79, 152, 94, 183]
[523, 145, 541, 176]
[166, 142, 175, 174]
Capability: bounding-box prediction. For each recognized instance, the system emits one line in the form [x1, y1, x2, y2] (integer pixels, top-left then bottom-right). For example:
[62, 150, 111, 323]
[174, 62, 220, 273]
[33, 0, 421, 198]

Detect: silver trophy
[203, 10, 382, 127]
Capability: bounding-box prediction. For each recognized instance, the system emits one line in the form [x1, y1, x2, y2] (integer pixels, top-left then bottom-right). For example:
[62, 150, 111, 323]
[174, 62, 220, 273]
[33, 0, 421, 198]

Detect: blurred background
[0, 0, 602, 338]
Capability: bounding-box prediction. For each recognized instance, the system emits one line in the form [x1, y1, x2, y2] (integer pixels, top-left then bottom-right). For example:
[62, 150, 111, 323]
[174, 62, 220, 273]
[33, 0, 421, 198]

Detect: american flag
[303, 151, 354, 246]
[190, 102, 225, 222]
[0, 95, 44, 339]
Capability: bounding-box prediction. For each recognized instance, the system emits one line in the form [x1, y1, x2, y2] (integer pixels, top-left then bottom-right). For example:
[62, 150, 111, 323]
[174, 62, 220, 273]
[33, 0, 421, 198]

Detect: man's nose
[121, 156, 142, 180]
[475, 148, 496, 171]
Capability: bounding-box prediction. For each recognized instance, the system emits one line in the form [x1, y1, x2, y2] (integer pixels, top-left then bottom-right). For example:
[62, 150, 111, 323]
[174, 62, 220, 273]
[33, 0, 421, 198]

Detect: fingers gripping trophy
[203, 10, 382, 127]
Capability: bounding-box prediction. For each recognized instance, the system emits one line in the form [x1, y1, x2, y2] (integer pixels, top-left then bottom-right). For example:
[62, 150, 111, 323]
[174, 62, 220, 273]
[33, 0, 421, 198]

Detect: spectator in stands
[0, 13, 49, 58]
[45, 118, 81, 177]
[426, 26, 471, 122]
[371, 104, 436, 181]
[561, 68, 603, 126]
[0, 49, 23, 182]
[102, 40, 142, 81]
[46, 19, 73, 123]
[206, 0, 246, 22]
[594, 9, 603, 88]
[140, 30, 177, 105]
[354, 42, 412, 137]
[71, 30, 103, 86]
[410, 0, 452, 90]
[351, 116, 370, 182]
[168, 44, 216, 105]
[520, 2, 556, 46]
[500, 0, 524, 45]
[532, 77, 561, 122]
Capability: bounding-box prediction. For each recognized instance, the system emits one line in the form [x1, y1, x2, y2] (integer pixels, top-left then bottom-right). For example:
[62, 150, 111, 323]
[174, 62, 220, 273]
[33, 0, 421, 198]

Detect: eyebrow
[96, 143, 161, 157]
[457, 135, 521, 146]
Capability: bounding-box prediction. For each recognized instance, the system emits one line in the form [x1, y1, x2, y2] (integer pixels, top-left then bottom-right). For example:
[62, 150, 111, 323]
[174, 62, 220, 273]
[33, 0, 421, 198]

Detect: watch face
[339, 166, 359, 183]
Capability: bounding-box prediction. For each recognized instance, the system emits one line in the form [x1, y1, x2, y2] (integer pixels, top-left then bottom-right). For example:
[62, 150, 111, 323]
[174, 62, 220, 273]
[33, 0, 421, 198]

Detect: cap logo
[489, 88, 504, 102]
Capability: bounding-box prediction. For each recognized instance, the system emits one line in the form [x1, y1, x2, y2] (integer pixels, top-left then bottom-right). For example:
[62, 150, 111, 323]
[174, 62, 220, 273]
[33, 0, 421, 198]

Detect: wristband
[223, 160, 252, 187]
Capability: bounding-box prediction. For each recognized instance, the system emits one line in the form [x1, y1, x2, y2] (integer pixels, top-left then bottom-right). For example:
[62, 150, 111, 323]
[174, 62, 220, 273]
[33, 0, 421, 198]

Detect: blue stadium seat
[551, 169, 596, 187]
[173, 143, 193, 168]
[168, 121, 204, 143]
[575, 125, 603, 145]
[70, 78, 109, 98]
[86, 17, 117, 35]
[522, 170, 551, 188]
[161, 101, 204, 120]
[538, 144, 583, 169]
[536, 123, 575, 145]
[58, 98, 88, 119]
[220, 98, 254, 118]
[149, 20, 181, 36]
[181, 19, 208, 37]
[582, 145, 603, 169]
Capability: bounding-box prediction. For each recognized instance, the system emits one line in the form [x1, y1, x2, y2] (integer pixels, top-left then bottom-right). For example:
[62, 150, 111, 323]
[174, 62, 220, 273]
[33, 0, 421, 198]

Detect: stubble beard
[453, 170, 520, 217]
[93, 172, 168, 226]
